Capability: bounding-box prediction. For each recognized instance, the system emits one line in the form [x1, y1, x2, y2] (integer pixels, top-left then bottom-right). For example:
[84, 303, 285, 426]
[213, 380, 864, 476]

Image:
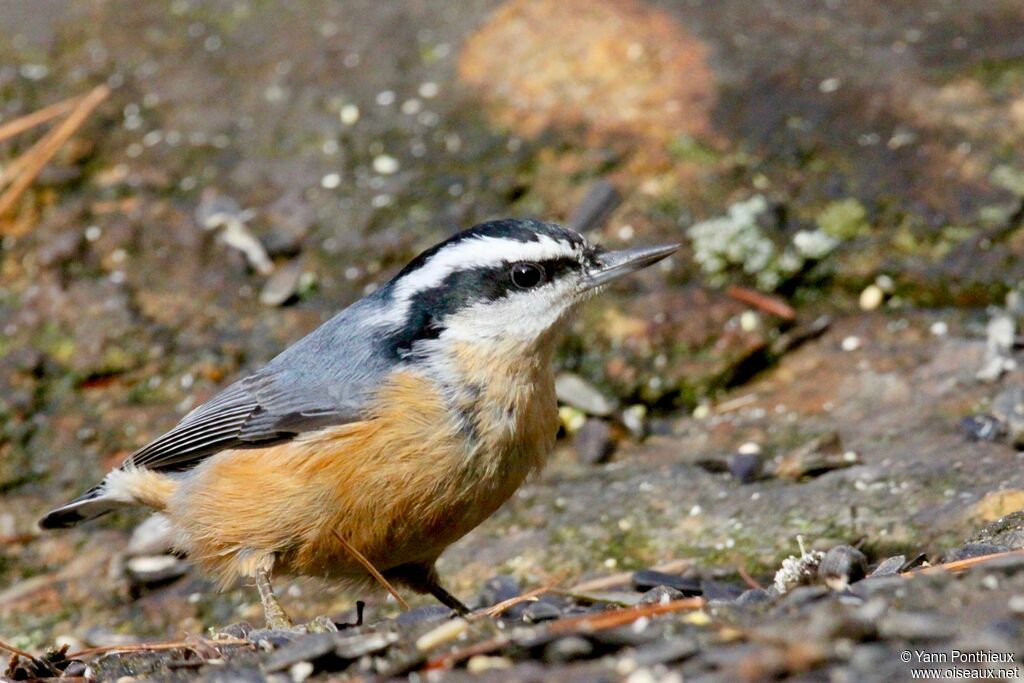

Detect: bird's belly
[170, 369, 554, 583]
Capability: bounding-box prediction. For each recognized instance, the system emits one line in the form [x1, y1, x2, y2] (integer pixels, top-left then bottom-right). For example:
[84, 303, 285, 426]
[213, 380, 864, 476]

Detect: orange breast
[168, 359, 557, 585]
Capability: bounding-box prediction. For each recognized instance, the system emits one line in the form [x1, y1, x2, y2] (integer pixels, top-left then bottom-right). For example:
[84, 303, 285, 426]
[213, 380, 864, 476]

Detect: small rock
[126, 514, 176, 556]
[217, 622, 255, 640]
[415, 617, 469, 652]
[858, 284, 885, 311]
[968, 510, 1024, 549]
[728, 451, 764, 483]
[774, 432, 858, 480]
[61, 660, 87, 678]
[638, 585, 685, 605]
[246, 629, 300, 649]
[958, 414, 1005, 442]
[878, 611, 956, 640]
[779, 585, 830, 608]
[259, 259, 304, 307]
[543, 636, 594, 663]
[867, 555, 906, 577]
[700, 580, 744, 602]
[991, 386, 1024, 447]
[475, 575, 522, 610]
[574, 418, 617, 465]
[943, 542, 1011, 562]
[265, 634, 336, 672]
[632, 570, 702, 596]
[817, 546, 868, 590]
[555, 373, 617, 417]
[978, 315, 1017, 382]
[630, 637, 699, 667]
[332, 632, 398, 659]
[523, 601, 562, 623]
[125, 554, 190, 586]
[395, 605, 452, 625]
[466, 655, 512, 673]
[734, 588, 771, 605]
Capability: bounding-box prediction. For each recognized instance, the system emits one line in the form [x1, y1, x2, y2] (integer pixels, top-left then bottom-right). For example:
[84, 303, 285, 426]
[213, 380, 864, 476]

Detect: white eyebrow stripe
[392, 234, 576, 301]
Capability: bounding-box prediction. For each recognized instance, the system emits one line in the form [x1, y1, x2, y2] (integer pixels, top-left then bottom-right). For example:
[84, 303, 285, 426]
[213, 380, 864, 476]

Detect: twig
[900, 549, 1024, 577]
[726, 285, 796, 321]
[0, 636, 39, 661]
[67, 636, 251, 659]
[0, 533, 38, 545]
[737, 565, 763, 590]
[0, 94, 82, 144]
[547, 596, 704, 634]
[470, 571, 570, 620]
[426, 597, 705, 670]
[330, 529, 410, 611]
[567, 558, 692, 593]
[0, 84, 110, 220]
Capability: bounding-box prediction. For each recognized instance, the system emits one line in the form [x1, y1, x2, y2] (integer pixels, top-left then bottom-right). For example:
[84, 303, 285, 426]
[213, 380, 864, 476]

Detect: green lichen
[816, 198, 870, 240]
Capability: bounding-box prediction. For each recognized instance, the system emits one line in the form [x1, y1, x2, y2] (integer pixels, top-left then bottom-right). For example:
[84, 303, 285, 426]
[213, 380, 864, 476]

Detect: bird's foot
[303, 615, 339, 633]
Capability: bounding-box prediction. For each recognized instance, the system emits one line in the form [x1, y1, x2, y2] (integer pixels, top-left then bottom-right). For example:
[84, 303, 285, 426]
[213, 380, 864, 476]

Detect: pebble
[395, 604, 452, 625]
[523, 601, 562, 623]
[259, 259, 304, 306]
[632, 570, 702, 596]
[734, 588, 771, 605]
[943, 542, 1010, 562]
[728, 451, 764, 483]
[991, 386, 1024, 447]
[817, 545, 868, 590]
[415, 617, 469, 652]
[858, 284, 885, 310]
[774, 431, 858, 480]
[543, 635, 593, 663]
[977, 314, 1016, 382]
[958, 414, 1005, 442]
[638, 585, 685, 605]
[868, 555, 906, 577]
[841, 335, 862, 351]
[466, 655, 512, 673]
[333, 631, 399, 659]
[700, 580, 744, 602]
[124, 554, 191, 586]
[630, 637, 699, 668]
[126, 513, 177, 556]
[574, 418, 617, 465]
[555, 373, 617, 417]
[476, 575, 522, 610]
[878, 611, 956, 640]
[264, 634, 337, 672]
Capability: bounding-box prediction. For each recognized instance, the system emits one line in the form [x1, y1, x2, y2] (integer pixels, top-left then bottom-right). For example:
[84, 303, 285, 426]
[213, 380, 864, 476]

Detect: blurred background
[2, 0, 1024, 653]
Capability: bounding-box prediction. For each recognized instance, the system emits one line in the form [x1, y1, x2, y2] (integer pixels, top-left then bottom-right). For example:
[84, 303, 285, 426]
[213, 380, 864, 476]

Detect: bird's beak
[583, 243, 680, 290]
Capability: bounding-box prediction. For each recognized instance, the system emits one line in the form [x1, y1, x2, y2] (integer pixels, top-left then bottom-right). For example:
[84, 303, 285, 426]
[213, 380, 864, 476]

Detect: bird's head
[379, 219, 678, 362]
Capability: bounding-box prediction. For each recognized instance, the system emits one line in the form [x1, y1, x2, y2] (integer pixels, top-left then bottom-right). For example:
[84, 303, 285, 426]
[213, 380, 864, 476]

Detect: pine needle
[330, 529, 410, 611]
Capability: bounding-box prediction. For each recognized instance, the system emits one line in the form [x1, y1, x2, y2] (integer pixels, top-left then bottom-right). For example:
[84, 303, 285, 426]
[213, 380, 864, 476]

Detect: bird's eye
[510, 262, 543, 289]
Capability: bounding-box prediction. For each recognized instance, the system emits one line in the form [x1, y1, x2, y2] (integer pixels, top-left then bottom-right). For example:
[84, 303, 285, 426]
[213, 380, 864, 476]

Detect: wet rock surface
[1, 0, 1024, 680]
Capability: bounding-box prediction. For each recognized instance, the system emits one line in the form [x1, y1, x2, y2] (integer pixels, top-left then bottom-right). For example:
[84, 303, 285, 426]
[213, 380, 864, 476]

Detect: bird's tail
[39, 467, 178, 529]
[38, 485, 126, 529]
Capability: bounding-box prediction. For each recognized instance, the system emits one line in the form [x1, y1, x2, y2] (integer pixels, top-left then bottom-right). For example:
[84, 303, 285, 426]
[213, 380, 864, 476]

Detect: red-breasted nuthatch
[40, 219, 678, 627]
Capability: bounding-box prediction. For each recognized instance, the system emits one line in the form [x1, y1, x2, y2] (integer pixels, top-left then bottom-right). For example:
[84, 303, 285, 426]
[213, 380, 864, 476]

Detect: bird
[40, 219, 678, 628]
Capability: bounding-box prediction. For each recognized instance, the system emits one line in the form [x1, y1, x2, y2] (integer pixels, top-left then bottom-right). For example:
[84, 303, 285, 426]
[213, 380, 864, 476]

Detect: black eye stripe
[383, 255, 582, 357]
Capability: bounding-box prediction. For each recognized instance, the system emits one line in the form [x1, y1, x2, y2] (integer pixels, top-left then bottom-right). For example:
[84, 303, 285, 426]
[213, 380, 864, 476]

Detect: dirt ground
[2, 1, 1024, 680]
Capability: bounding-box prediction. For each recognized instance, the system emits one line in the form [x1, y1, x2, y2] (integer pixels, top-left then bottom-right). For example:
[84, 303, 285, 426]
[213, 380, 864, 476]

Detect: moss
[816, 198, 870, 240]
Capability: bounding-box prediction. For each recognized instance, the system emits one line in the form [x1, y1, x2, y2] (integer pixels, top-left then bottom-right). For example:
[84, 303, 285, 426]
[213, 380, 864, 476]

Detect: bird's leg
[426, 580, 471, 616]
[254, 567, 294, 630]
[395, 563, 471, 616]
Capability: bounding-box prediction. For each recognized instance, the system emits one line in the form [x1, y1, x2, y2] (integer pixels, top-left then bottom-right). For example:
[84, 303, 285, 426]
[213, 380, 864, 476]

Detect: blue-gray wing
[125, 296, 397, 473]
